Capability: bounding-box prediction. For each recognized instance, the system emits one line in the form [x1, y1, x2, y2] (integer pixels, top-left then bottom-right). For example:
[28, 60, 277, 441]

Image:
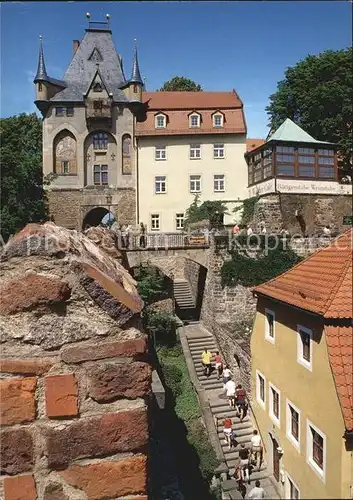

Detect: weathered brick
[0, 378, 36, 426]
[0, 358, 54, 375]
[0, 273, 71, 315]
[59, 455, 147, 499]
[88, 361, 151, 402]
[45, 408, 148, 469]
[3, 474, 37, 500]
[61, 335, 147, 364]
[45, 374, 78, 418]
[0, 428, 33, 475]
[43, 482, 69, 500]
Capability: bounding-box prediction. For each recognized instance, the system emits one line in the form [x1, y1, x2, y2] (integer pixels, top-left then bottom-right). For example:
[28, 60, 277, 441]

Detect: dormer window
[189, 113, 201, 128]
[213, 113, 224, 128]
[93, 82, 103, 92]
[155, 114, 166, 129]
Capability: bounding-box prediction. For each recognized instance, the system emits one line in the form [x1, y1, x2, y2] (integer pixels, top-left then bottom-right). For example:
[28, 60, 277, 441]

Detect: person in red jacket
[223, 417, 235, 449]
[235, 384, 247, 422]
[214, 350, 223, 379]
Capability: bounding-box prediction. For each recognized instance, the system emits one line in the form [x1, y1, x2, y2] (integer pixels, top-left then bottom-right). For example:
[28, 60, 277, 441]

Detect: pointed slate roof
[253, 229, 353, 318]
[266, 118, 333, 144]
[34, 36, 66, 88]
[50, 29, 128, 103]
[129, 41, 143, 85]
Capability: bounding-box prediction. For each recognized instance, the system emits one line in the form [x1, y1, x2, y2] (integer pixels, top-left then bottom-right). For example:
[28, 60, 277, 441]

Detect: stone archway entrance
[82, 207, 111, 229]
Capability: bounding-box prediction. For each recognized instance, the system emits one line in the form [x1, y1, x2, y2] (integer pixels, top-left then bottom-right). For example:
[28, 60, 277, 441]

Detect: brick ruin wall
[252, 193, 352, 235]
[0, 223, 150, 500]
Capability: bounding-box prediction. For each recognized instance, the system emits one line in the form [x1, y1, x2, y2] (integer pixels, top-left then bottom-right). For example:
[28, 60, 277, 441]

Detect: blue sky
[1, 1, 351, 137]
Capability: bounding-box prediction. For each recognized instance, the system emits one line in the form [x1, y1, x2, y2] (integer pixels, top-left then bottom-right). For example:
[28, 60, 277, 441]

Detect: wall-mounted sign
[248, 179, 352, 197]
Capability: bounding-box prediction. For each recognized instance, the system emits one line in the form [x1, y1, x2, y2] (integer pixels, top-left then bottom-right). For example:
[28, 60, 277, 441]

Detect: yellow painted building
[250, 230, 353, 498]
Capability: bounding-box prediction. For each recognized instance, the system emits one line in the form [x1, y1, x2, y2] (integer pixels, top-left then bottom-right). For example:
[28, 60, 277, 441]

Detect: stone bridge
[125, 247, 209, 277]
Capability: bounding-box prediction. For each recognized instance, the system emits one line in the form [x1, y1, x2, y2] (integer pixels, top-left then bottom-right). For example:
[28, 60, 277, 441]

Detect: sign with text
[187, 235, 207, 246]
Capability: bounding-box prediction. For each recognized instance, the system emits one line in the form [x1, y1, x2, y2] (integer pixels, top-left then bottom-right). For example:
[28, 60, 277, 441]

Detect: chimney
[73, 40, 80, 54]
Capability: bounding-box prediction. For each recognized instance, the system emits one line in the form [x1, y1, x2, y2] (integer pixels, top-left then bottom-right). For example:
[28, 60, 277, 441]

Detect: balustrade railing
[118, 232, 210, 250]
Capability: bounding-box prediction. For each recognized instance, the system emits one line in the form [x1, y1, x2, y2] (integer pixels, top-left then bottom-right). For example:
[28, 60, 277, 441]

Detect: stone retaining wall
[0, 223, 150, 500]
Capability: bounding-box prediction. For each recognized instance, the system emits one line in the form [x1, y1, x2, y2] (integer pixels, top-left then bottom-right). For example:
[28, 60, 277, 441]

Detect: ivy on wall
[221, 237, 302, 287]
[233, 195, 259, 226]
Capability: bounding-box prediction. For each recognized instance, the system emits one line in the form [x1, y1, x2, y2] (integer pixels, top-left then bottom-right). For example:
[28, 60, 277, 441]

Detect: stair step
[222, 470, 271, 492]
[217, 427, 253, 439]
[187, 338, 216, 345]
[217, 421, 253, 432]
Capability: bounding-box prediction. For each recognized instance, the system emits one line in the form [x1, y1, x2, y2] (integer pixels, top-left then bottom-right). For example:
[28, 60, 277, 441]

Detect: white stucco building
[136, 91, 249, 232]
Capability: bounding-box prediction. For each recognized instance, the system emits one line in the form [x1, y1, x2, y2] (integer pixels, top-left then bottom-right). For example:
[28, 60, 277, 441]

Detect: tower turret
[34, 36, 49, 101]
[128, 39, 143, 102]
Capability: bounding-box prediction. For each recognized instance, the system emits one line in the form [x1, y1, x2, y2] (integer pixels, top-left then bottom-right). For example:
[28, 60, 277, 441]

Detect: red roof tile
[325, 325, 353, 431]
[253, 229, 353, 318]
[246, 138, 265, 152]
[136, 91, 246, 136]
[142, 91, 243, 109]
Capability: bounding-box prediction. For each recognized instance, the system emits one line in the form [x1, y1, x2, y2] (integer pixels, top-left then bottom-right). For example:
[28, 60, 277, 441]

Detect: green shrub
[158, 343, 183, 358]
[135, 264, 167, 304]
[187, 419, 220, 483]
[221, 242, 301, 287]
[146, 311, 177, 346]
[175, 384, 202, 421]
[161, 363, 183, 397]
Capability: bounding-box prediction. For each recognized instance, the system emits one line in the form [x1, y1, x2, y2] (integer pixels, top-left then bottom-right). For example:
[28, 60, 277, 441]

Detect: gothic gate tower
[34, 14, 145, 229]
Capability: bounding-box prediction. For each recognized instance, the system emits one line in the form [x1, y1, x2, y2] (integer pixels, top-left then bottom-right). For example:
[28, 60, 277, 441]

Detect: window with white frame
[285, 473, 300, 499]
[213, 113, 224, 127]
[213, 144, 225, 159]
[297, 325, 312, 370]
[214, 174, 225, 192]
[269, 383, 280, 426]
[189, 113, 200, 128]
[155, 146, 166, 161]
[189, 174, 201, 193]
[150, 214, 160, 231]
[256, 370, 266, 408]
[265, 309, 275, 343]
[286, 400, 300, 449]
[190, 144, 201, 159]
[175, 213, 184, 230]
[155, 114, 166, 128]
[154, 176, 166, 194]
[307, 420, 326, 480]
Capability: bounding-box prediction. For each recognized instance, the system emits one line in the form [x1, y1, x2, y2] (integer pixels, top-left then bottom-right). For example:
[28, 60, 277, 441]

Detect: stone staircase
[184, 325, 280, 500]
[173, 279, 197, 321]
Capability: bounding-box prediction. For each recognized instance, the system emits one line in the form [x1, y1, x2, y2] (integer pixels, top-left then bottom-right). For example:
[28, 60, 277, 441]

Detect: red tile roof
[136, 91, 246, 136]
[246, 138, 265, 152]
[142, 91, 243, 109]
[253, 229, 353, 318]
[325, 325, 353, 431]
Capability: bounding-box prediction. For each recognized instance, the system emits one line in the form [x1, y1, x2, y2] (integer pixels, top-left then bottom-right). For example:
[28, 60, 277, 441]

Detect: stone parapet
[0, 222, 150, 500]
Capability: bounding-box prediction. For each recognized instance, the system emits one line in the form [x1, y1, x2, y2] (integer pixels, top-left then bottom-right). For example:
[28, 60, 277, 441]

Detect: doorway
[272, 437, 280, 482]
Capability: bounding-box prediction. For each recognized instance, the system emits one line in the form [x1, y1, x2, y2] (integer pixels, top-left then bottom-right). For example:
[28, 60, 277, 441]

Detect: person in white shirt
[222, 365, 232, 388]
[250, 429, 262, 471]
[225, 379, 236, 408]
[248, 480, 265, 499]
[323, 225, 331, 236]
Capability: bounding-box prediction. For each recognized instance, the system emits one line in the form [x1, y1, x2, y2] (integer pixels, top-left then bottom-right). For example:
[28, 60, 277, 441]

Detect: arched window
[53, 130, 77, 175]
[93, 132, 108, 150]
[122, 134, 132, 175]
[93, 82, 103, 92]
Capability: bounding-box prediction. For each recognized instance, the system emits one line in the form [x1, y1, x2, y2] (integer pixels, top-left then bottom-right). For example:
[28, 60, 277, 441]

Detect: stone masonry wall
[0, 223, 150, 500]
[201, 239, 256, 391]
[252, 193, 352, 236]
[183, 258, 202, 305]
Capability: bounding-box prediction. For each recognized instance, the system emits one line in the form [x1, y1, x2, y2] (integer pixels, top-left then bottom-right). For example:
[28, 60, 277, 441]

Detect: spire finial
[130, 38, 143, 86]
[34, 34, 48, 82]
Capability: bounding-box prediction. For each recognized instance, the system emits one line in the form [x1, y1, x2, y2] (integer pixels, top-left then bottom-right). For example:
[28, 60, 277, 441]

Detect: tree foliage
[134, 264, 167, 304]
[184, 195, 228, 228]
[266, 48, 353, 171]
[159, 76, 203, 92]
[0, 113, 49, 242]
